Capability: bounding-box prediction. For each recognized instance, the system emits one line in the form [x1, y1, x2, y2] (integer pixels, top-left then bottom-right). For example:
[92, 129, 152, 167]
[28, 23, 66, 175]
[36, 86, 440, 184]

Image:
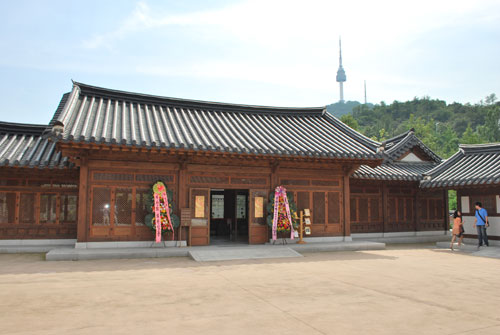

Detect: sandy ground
[1, 245, 499, 335]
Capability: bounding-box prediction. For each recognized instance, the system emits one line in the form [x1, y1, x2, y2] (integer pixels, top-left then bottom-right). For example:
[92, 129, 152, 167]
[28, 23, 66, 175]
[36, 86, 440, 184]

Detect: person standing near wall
[450, 210, 464, 250]
[473, 202, 489, 248]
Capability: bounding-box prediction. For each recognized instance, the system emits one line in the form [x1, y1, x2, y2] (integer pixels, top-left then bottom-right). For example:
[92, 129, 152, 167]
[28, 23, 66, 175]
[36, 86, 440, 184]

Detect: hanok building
[1, 82, 388, 246]
[0, 121, 78, 240]
[421, 143, 500, 244]
[350, 129, 449, 239]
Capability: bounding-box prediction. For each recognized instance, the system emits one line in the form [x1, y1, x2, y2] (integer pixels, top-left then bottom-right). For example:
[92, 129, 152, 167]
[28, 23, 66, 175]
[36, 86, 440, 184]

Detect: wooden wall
[74, 153, 352, 243]
[0, 169, 79, 239]
[457, 186, 500, 241]
[350, 180, 447, 234]
[85, 161, 179, 242]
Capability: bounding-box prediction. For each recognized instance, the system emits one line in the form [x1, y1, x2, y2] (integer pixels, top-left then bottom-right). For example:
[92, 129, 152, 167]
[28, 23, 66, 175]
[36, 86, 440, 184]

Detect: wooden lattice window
[20, 193, 36, 224]
[135, 174, 174, 183]
[135, 189, 150, 226]
[351, 187, 364, 193]
[281, 179, 310, 186]
[312, 180, 340, 187]
[429, 200, 436, 220]
[40, 193, 57, 224]
[231, 177, 266, 185]
[0, 179, 22, 186]
[0, 192, 16, 224]
[350, 198, 357, 222]
[359, 198, 369, 222]
[328, 192, 340, 223]
[190, 176, 229, 184]
[93, 172, 134, 181]
[60, 194, 78, 223]
[313, 192, 325, 224]
[406, 198, 413, 221]
[297, 192, 310, 211]
[92, 188, 111, 226]
[420, 199, 428, 220]
[389, 198, 396, 221]
[398, 198, 405, 221]
[115, 188, 132, 226]
[370, 198, 379, 221]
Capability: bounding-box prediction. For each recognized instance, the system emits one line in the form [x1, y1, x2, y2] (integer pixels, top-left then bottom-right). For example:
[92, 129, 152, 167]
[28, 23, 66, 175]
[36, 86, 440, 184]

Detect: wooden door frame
[248, 189, 268, 244]
[189, 187, 211, 246]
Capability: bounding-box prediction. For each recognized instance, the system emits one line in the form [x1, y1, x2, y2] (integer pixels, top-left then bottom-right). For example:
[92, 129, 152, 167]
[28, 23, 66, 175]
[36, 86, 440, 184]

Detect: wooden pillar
[443, 189, 449, 231]
[178, 159, 188, 209]
[415, 188, 420, 232]
[343, 174, 351, 237]
[382, 184, 388, 234]
[77, 152, 89, 242]
[176, 159, 191, 245]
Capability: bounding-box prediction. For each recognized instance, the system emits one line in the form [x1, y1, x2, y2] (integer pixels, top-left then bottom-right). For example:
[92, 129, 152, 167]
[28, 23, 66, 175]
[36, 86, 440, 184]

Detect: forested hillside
[337, 94, 500, 158]
[326, 101, 373, 117]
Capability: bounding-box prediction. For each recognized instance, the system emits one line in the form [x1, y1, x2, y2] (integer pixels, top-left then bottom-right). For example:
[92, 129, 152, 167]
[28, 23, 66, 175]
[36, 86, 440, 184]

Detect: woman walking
[450, 210, 464, 250]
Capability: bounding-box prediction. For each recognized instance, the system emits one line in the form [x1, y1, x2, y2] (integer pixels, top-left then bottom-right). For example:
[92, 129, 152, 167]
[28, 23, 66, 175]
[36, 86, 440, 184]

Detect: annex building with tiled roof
[421, 143, 500, 243]
[350, 129, 448, 238]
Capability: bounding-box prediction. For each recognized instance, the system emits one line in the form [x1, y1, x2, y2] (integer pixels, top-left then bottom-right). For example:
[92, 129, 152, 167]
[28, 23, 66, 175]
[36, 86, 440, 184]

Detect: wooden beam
[443, 189, 449, 231]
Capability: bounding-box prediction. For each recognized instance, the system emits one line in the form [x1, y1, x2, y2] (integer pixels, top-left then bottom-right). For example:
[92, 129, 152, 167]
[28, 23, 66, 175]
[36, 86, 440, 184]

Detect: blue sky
[0, 0, 499, 124]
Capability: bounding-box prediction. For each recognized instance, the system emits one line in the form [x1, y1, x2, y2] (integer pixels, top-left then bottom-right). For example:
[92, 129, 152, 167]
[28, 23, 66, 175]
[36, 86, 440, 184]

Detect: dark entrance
[210, 189, 249, 244]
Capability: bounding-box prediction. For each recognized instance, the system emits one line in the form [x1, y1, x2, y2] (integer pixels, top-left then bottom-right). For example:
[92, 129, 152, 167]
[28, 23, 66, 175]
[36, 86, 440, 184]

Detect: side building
[350, 129, 449, 241]
[421, 143, 500, 245]
[0, 120, 78, 241]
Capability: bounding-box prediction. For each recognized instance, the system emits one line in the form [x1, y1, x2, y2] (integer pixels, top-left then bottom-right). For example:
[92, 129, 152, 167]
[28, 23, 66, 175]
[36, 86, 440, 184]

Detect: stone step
[188, 246, 302, 262]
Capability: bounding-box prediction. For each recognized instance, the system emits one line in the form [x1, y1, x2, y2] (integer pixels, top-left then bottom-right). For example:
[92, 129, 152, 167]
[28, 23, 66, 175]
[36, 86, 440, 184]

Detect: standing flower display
[266, 186, 298, 241]
[144, 181, 180, 242]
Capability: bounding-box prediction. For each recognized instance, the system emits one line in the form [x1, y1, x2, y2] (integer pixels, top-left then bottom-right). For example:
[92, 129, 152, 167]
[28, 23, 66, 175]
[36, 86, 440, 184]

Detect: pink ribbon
[272, 186, 294, 241]
[153, 189, 174, 243]
[154, 193, 162, 243]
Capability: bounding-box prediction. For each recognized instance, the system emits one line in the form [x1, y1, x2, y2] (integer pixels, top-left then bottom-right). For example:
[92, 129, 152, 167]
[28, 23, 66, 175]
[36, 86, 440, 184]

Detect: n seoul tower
[336, 37, 346, 103]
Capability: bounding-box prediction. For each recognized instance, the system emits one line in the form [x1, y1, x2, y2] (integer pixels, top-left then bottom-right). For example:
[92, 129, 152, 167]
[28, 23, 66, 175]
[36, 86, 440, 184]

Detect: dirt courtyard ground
[1, 245, 499, 335]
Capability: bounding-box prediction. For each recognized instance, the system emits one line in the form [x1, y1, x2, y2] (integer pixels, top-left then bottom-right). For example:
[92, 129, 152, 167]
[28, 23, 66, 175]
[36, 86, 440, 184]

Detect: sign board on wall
[254, 197, 264, 218]
[195, 195, 205, 218]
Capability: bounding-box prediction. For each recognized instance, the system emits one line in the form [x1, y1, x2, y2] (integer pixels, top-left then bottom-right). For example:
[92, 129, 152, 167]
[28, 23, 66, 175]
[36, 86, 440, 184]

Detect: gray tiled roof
[352, 130, 440, 181]
[420, 143, 500, 188]
[53, 82, 382, 160]
[0, 122, 72, 169]
[384, 130, 441, 163]
[353, 162, 437, 181]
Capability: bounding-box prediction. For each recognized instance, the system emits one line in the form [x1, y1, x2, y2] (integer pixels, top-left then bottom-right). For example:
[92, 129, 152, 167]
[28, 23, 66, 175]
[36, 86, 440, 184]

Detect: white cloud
[79, 0, 500, 103]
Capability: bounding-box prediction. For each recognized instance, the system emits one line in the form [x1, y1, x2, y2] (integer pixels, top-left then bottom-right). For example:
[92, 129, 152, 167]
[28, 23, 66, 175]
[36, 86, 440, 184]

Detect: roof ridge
[385, 128, 414, 145]
[384, 131, 441, 163]
[73, 81, 325, 115]
[459, 142, 500, 154]
[0, 121, 47, 136]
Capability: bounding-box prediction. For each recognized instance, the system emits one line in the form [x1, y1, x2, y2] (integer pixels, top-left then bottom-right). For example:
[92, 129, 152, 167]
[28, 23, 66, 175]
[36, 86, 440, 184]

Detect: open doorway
[210, 189, 249, 245]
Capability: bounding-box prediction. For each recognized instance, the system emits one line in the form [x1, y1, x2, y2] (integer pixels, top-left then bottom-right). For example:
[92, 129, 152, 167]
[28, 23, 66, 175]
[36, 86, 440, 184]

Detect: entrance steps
[188, 246, 302, 262]
[0, 239, 76, 253]
[45, 241, 385, 261]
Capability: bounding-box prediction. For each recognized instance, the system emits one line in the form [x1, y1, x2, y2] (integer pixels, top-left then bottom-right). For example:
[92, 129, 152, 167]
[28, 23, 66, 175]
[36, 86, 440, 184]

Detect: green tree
[460, 124, 481, 144]
[348, 93, 498, 158]
[340, 114, 359, 131]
